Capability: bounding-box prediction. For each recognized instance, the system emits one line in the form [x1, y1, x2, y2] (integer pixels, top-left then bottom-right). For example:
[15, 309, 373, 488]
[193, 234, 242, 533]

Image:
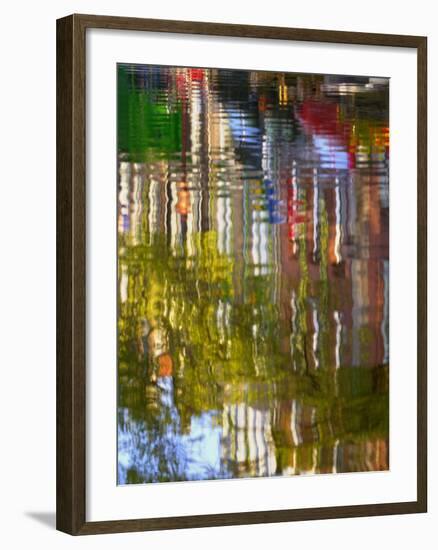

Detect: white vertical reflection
[332, 439, 339, 473]
[247, 406, 258, 466]
[290, 290, 297, 369]
[119, 264, 128, 304]
[217, 195, 232, 255]
[313, 307, 320, 369]
[131, 171, 143, 245]
[170, 180, 180, 253]
[236, 403, 246, 464]
[313, 167, 319, 258]
[334, 177, 343, 264]
[291, 161, 298, 253]
[220, 402, 276, 478]
[290, 399, 302, 446]
[118, 161, 130, 234]
[312, 445, 318, 474]
[251, 210, 269, 276]
[148, 179, 160, 238]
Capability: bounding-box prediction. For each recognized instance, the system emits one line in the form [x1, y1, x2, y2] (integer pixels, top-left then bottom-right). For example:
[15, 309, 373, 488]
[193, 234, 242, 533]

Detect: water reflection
[117, 65, 389, 484]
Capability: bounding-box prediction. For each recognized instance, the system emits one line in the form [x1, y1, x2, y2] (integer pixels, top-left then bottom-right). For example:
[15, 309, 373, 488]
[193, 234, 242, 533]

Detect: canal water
[117, 64, 389, 484]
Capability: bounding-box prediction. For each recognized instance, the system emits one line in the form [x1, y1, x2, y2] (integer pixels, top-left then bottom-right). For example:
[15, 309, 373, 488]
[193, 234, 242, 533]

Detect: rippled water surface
[117, 64, 389, 484]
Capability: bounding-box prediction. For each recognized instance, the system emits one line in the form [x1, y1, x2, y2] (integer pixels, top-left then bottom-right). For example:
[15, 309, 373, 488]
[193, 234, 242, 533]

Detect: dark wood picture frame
[57, 13, 427, 535]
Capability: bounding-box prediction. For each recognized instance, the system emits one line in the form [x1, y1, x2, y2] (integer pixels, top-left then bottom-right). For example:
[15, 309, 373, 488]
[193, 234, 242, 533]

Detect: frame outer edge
[56, 14, 87, 535]
[416, 36, 427, 513]
[56, 14, 73, 534]
[56, 13, 428, 535]
[72, 13, 425, 48]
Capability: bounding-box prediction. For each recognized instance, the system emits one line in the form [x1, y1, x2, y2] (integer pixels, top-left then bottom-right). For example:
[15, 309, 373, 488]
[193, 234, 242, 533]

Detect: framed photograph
[56, 13, 427, 535]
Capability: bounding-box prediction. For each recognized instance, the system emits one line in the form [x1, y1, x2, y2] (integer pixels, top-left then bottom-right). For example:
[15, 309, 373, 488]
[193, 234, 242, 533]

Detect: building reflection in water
[117, 65, 389, 484]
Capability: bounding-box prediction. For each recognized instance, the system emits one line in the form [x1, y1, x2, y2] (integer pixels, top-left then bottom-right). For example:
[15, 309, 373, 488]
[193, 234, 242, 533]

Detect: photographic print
[117, 63, 389, 485]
